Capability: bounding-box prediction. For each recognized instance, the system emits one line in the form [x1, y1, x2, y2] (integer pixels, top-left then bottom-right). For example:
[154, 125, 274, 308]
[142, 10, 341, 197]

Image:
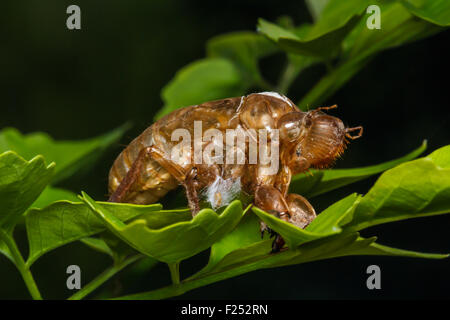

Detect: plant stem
[277, 61, 298, 94]
[68, 254, 143, 300]
[298, 57, 368, 108]
[0, 229, 42, 300]
[168, 262, 180, 285]
[114, 261, 260, 300]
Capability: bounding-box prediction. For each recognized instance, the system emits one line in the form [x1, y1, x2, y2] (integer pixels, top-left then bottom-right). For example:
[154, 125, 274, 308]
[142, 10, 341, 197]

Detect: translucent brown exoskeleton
[108, 92, 363, 252]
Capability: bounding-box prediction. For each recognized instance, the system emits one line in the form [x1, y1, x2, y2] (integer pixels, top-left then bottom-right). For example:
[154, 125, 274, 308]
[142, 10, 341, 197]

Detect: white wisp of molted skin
[204, 176, 242, 210]
[257, 91, 294, 107]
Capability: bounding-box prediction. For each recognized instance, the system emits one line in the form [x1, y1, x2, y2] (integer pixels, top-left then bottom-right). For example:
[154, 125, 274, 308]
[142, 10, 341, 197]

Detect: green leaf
[99, 231, 140, 264]
[138, 207, 192, 229]
[300, 1, 443, 107]
[156, 58, 247, 119]
[307, 193, 362, 231]
[401, 0, 450, 26]
[344, 2, 443, 61]
[305, 0, 331, 21]
[252, 193, 360, 248]
[127, 256, 159, 275]
[345, 145, 450, 231]
[30, 186, 79, 209]
[81, 192, 245, 264]
[290, 140, 427, 197]
[333, 238, 449, 259]
[25, 201, 162, 266]
[115, 225, 447, 300]
[0, 238, 12, 262]
[194, 207, 260, 277]
[116, 147, 449, 299]
[80, 237, 115, 258]
[298, 52, 369, 108]
[278, 54, 320, 94]
[0, 151, 54, 229]
[98, 208, 192, 264]
[268, 23, 320, 94]
[0, 124, 129, 184]
[115, 233, 361, 299]
[257, 0, 368, 58]
[206, 32, 278, 87]
[117, 230, 446, 300]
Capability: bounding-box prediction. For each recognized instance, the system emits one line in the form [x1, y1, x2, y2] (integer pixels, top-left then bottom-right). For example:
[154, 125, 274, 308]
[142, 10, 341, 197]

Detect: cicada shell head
[286, 106, 363, 171]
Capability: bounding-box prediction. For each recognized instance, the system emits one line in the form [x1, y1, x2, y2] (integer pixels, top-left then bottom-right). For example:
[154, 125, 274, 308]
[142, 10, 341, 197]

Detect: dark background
[0, 0, 449, 299]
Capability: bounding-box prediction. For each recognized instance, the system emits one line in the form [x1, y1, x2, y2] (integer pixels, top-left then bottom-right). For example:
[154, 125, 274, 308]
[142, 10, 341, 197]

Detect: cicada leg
[254, 185, 291, 253]
[108, 146, 154, 203]
[143, 147, 205, 216]
[144, 146, 201, 215]
[254, 185, 317, 253]
[184, 167, 200, 215]
[109, 146, 201, 216]
[284, 193, 316, 229]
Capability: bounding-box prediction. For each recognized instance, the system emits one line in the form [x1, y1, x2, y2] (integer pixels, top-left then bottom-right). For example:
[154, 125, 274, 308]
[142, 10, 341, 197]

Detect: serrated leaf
[30, 186, 79, 209]
[25, 201, 162, 266]
[87, 208, 192, 264]
[252, 193, 360, 248]
[116, 144, 450, 299]
[307, 193, 362, 232]
[118, 229, 446, 300]
[0, 124, 129, 184]
[197, 230, 446, 287]
[206, 31, 278, 87]
[194, 206, 260, 277]
[290, 141, 427, 197]
[114, 233, 362, 299]
[0, 151, 54, 230]
[202, 193, 359, 272]
[156, 58, 247, 119]
[401, 0, 450, 27]
[81, 192, 245, 263]
[138, 207, 192, 229]
[345, 145, 450, 231]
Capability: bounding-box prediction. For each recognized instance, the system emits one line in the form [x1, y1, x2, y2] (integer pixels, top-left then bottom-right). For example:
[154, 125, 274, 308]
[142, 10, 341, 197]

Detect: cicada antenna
[345, 126, 363, 140]
[316, 104, 338, 112]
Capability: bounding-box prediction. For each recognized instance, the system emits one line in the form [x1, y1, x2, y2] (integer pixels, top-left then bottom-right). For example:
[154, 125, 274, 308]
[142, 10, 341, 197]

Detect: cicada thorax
[239, 93, 299, 138]
[235, 93, 300, 191]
